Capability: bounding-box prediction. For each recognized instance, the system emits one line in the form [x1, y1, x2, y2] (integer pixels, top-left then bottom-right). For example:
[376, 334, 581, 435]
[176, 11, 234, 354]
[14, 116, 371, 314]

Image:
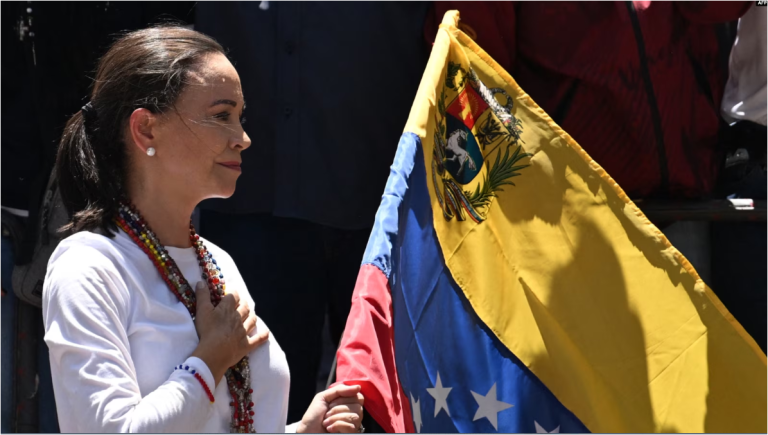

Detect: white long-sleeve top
[43, 229, 293, 433]
[722, 4, 767, 126]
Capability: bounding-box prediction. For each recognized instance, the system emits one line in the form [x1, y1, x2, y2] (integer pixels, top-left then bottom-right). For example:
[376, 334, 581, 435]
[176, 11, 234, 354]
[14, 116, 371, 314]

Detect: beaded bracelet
[175, 365, 215, 403]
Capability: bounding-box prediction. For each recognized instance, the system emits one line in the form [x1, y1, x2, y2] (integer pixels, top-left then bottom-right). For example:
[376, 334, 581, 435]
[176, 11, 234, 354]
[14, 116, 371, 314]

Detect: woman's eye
[214, 112, 231, 121]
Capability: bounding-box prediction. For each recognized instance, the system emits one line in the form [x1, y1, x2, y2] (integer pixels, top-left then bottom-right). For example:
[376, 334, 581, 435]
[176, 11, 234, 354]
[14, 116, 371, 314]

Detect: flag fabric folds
[335, 10, 767, 433]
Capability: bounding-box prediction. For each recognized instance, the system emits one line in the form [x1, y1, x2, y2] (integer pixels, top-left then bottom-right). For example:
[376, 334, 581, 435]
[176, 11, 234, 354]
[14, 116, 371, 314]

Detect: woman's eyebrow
[210, 99, 238, 108]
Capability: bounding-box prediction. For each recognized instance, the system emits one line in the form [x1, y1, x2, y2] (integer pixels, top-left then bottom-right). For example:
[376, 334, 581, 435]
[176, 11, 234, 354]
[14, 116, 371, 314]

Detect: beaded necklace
[115, 201, 255, 433]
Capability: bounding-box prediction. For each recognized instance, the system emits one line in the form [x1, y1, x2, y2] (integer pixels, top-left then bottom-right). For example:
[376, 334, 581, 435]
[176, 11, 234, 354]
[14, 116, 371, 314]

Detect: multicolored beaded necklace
[114, 200, 256, 433]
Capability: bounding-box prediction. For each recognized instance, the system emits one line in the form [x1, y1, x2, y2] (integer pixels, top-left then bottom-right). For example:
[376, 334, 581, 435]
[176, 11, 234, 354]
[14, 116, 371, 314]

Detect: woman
[42, 26, 364, 433]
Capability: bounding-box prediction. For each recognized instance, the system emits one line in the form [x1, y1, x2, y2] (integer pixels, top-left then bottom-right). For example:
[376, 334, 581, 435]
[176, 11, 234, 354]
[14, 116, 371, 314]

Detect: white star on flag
[535, 421, 560, 433]
[426, 372, 452, 417]
[411, 393, 423, 433]
[471, 383, 514, 431]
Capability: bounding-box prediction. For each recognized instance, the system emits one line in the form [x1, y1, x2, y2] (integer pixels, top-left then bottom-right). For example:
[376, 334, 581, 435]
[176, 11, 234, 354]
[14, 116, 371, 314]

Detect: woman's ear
[128, 108, 158, 155]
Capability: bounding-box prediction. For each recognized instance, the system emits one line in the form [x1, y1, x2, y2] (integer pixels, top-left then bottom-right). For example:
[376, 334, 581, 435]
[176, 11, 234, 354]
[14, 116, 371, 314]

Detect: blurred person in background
[711, 3, 767, 351]
[194, 2, 431, 423]
[1, 4, 39, 430]
[426, 0, 757, 340]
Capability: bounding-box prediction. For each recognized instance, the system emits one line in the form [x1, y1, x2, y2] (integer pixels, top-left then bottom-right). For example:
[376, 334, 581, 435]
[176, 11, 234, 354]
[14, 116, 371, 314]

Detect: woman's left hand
[296, 384, 364, 433]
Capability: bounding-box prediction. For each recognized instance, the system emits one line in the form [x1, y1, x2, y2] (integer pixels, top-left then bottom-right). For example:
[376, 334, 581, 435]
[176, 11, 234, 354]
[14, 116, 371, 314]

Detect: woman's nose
[233, 130, 252, 151]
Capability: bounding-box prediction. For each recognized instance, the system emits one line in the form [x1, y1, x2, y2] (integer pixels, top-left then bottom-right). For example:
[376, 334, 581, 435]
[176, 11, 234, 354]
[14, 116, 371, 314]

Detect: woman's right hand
[191, 281, 269, 386]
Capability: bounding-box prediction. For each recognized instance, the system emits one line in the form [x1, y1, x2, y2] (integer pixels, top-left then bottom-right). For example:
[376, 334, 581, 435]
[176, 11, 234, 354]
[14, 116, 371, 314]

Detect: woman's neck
[126, 181, 197, 249]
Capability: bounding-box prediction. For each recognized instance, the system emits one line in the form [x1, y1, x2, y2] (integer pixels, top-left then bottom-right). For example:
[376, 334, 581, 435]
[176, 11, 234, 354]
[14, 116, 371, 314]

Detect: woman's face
[144, 52, 251, 201]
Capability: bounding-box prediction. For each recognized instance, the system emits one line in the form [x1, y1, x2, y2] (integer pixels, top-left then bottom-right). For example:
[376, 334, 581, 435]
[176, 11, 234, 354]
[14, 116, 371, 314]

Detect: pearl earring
[146, 147, 156, 157]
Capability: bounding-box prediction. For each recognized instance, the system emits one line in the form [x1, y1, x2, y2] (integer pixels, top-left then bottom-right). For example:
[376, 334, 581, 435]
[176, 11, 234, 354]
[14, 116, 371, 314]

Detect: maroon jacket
[426, 1, 750, 199]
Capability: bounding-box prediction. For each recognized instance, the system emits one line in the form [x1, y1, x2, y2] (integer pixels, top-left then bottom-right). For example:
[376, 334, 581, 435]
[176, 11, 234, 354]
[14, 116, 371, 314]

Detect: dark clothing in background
[426, 1, 750, 200]
[2, 9, 41, 211]
[196, 2, 430, 230]
[711, 121, 767, 352]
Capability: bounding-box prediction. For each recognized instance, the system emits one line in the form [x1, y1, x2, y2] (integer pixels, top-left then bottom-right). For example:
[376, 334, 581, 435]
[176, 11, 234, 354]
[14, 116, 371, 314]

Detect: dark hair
[56, 25, 225, 235]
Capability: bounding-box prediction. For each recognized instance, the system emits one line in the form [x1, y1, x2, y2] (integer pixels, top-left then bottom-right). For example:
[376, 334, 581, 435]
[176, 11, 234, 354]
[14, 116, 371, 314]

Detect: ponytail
[56, 105, 124, 235]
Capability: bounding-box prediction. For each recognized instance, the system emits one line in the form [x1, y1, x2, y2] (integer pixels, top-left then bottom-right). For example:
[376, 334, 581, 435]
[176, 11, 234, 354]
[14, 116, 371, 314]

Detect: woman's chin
[205, 184, 238, 200]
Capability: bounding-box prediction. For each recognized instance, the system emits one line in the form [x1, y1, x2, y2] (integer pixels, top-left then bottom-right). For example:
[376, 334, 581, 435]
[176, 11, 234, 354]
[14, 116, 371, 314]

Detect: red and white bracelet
[175, 364, 215, 403]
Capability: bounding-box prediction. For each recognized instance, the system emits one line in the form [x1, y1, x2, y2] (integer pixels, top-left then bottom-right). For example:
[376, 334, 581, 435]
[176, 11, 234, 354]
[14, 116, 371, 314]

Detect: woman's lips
[217, 161, 242, 172]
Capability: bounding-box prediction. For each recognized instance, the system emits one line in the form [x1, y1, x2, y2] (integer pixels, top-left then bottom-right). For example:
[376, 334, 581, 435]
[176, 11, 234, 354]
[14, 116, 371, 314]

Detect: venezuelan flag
[335, 11, 766, 433]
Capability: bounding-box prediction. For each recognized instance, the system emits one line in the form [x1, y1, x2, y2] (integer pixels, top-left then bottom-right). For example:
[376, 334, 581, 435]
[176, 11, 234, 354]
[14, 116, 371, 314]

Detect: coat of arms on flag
[433, 61, 528, 223]
[334, 10, 767, 434]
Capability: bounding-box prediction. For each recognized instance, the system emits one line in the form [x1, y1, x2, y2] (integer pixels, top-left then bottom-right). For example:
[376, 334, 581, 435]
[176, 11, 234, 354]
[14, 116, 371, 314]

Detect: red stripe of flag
[334, 264, 415, 433]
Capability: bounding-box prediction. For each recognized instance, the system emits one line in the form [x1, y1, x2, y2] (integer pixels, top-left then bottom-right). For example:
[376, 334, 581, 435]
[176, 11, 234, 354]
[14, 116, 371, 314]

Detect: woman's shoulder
[44, 230, 134, 306]
[50, 230, 129, 268]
